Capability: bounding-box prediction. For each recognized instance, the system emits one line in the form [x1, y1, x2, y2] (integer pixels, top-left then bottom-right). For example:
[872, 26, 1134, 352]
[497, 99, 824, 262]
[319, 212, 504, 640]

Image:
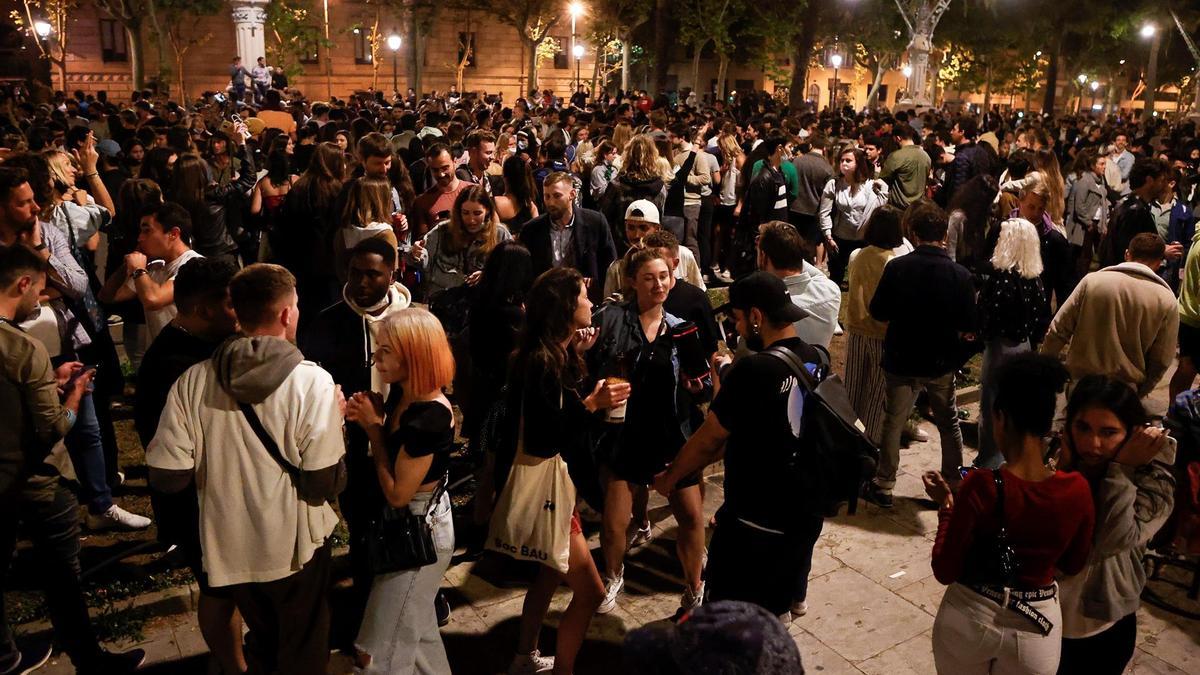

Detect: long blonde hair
[619, 135, 661, 183]
[43, 149, 75, 196]
[1033, 149, 1065, 228]
[611, 122, 634, 155]
[991, 217, 1044, 279]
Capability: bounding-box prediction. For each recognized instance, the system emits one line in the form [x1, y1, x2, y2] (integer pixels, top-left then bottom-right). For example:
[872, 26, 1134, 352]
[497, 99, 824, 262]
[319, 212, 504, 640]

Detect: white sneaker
[790, 600, 808, 617]
[507, 649, 554, 674]
[712, 268, 734, 283]
[834, 322, 844, 336]
[679, 580, 705, 613]
[597, 571, 624, 614]
[627, 522, 652, 549]
[86, 505, 152, 531]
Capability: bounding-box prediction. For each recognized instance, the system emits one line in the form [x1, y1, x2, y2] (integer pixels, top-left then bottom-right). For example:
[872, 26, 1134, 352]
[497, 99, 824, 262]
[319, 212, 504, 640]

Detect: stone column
[231, 0, 270, 64]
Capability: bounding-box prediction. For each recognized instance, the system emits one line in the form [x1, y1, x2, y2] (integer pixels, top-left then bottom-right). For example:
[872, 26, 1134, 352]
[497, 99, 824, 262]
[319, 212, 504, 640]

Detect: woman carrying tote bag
[489, 267, 630, 675]
[344, 308, 457, 674]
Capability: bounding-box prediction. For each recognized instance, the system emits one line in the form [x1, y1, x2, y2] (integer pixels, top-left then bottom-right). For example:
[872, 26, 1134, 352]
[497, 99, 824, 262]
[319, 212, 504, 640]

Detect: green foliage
[266, 0, 328, 80]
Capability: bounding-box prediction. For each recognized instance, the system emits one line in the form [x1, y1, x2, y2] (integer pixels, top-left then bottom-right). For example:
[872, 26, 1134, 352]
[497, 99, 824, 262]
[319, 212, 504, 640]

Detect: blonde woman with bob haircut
[344, 307, 457, 674]
[973, 216, 1050, 470]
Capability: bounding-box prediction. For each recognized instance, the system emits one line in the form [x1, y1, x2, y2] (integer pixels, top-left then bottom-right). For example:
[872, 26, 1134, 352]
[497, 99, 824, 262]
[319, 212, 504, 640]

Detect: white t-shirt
[146, 360, 345, 587]
[125, 249, 203, 342]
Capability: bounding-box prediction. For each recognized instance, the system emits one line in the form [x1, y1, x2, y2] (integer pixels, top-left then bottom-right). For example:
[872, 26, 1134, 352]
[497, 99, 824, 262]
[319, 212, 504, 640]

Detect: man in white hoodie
[299, 237, 411, 646]
[1042, 232, 1178, 400]
[148, 263, 346, 675]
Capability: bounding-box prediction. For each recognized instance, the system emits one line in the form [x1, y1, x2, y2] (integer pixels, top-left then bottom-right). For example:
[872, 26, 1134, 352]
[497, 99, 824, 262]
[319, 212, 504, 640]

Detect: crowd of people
[0, 67, 1199, 675]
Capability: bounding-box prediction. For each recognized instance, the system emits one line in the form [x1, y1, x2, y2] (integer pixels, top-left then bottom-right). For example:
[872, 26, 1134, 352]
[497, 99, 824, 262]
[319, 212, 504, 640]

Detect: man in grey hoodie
[148, 263, 346, 675]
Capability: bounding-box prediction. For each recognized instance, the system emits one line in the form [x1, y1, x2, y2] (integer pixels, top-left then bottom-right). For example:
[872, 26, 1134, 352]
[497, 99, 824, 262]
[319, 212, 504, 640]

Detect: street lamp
[1089, 80, 1099, 113]
[1140, 22, 1160, 122]
[830, 52, 842, 111]
[569, 2, 584, 92]
[33, 21, 52, 38]
[902, 64, 912, 100]
[387, 34, 402, 98]
[573, 43, 584, 94]
[1140, 23, 1156, 39]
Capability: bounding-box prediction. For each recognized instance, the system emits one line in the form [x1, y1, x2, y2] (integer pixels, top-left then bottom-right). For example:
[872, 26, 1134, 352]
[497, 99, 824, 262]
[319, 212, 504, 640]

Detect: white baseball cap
[625, 199, 660, 225]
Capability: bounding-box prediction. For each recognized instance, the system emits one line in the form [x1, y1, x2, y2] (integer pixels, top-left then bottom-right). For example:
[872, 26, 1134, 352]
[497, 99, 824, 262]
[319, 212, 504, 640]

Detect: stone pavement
[27, 370, 1200, 674]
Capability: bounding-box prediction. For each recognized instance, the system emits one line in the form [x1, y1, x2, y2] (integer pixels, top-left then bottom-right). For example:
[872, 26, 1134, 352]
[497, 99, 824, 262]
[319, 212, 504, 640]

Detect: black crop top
[385, 399, 454, 485]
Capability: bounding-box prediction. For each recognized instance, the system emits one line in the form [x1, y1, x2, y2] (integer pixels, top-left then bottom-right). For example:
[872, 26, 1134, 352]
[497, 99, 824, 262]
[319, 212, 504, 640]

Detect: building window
[99, 19, 127, 63]
[553, 36, 569, 70]
[300, 36, 320, 64]
[353, 29, 373, 65]
[457, 32, 476, 68]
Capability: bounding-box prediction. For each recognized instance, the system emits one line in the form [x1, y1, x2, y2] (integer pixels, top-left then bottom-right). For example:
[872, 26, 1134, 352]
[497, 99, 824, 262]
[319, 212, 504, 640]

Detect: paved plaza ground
[15, 361, 1200, 674]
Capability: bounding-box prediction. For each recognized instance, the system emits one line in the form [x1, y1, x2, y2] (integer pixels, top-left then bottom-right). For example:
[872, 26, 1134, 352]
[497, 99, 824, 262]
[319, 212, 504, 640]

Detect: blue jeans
[65, 393, 113, 514]
[0, 483, 103, 668]
[355, 490, 454, 674]
[977, 338, 1031, 470]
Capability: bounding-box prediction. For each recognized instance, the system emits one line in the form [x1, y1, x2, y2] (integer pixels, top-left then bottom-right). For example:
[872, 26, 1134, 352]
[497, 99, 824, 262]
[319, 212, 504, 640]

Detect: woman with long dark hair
[926, 353, 1094, 674]
[167, 152, 249, 267]
[495, 155, 539, 234]
[503, 268, 627, 675]
[408, 184, 512, 299]
[279, 141, 346, 316]
[251, 149, 299, 263]
[1055, 377, 1175, 675]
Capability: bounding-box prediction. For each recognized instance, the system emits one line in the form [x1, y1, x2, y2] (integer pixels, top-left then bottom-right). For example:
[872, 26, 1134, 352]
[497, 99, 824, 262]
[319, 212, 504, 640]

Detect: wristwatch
[131, 268, 148, 280]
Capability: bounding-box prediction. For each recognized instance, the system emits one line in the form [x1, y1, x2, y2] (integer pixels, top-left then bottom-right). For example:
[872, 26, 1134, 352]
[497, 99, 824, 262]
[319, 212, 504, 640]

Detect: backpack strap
[763, 345, 823, 391]
[238, 402, 302, 482]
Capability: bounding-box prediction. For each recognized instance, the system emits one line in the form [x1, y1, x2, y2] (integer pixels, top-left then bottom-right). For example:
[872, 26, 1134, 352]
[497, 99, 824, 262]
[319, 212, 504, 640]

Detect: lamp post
[1141, 22, 1160, 123]
[902, 64, 912, 100]
[830, 53, 842, 111]
[1089, 80, 1099, 114]
[573, 43, 584, 94]
[569, 2, 584, 92]
[387, 34, 402, 98]
[1076, 73, 1087, 113]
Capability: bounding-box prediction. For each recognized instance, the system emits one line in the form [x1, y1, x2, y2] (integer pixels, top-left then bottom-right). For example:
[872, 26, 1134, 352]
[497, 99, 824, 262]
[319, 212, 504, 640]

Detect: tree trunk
[1042, 31, 1062, 114]
[126, 21, 145, 90]
[1142, 30, 1161, 123]
[690, 41, 704, 96]
[527, 36, 541, 92]
[789, 0, 824, 111]
[176, 50, 186, 101]
[716, 53, 729, 103]
[621, 35, 631, 93]
[652, 0, 671, 93]
[982, 62, 992, 110]
[407, 12, 423, 95]
[592, 43, 601, 99]
[866, 59, 886, 109]
[905, 31, 933, 106]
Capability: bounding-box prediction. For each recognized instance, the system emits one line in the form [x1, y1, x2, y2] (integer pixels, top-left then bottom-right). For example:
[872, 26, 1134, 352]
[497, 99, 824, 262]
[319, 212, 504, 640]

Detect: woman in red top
[924, 353, 1094, 675]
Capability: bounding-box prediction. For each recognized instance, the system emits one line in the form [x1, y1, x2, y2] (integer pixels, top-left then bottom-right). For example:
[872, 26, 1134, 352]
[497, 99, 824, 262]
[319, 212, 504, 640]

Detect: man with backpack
[654, 271, 826, 619]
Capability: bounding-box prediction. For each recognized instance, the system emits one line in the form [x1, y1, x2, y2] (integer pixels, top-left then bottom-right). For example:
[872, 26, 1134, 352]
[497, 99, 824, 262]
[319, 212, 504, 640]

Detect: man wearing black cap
[654, 271, 825, 619]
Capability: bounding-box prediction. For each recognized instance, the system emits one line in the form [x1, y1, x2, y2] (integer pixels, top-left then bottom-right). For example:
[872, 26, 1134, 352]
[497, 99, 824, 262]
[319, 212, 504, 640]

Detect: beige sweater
[1041, 262, 1178, 397]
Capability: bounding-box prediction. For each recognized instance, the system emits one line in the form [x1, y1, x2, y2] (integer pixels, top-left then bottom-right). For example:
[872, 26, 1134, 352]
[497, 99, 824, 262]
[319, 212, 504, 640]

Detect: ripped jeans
[355, 490, 454, 674]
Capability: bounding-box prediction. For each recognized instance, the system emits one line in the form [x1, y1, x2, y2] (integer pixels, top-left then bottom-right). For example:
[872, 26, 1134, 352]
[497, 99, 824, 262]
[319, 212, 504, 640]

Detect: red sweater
[932, 467, 1095, 589]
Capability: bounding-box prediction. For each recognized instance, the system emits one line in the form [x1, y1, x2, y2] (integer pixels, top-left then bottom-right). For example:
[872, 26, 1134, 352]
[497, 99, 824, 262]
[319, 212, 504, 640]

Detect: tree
[484, 0, 562, 93]
[265, 0, 326, 80]
[454, 10, 476, 93]
[589, 0, 652, 93]
[1170, 7, 1200, 115]
[890, 0, 954, 106]
[12, 0, 76, 92]
[846, 1, 907, 108]
[156, 0, 221, 100]
[678, 0, 742, 100]
[90, 0, 152, 89]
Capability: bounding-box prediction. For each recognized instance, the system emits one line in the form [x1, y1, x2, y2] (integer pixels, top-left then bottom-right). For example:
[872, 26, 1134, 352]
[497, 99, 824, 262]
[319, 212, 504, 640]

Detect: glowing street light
[1089, 80, 1099, 92]
[1035, 50, 1042, 58]
[568, 1, 584, 18]
[33, 21, 52, 38]
[387, 34, 402, 96]
[830, 53, 843, 111]
[568, 2, 585, 93]
[1140, 23, 1156, 39]
[1077, 74, 1087, 84]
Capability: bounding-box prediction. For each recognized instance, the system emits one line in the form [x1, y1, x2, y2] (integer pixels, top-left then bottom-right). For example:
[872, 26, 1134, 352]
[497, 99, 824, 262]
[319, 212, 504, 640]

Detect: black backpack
[764, 345, 880, 517]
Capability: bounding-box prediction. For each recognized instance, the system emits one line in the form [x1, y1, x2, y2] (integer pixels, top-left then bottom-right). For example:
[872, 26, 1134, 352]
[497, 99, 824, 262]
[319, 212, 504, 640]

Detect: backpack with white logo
[764, 345, 880, 516]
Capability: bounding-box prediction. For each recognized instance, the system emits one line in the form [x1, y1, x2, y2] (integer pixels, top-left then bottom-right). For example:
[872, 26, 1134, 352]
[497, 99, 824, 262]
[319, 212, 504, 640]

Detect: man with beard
[654, 271, 823, 619]
[299, 237, 411, 645]
[411, 143, 471, 238]
[0, 224, 145, 671]
[520, 171, 617, 303]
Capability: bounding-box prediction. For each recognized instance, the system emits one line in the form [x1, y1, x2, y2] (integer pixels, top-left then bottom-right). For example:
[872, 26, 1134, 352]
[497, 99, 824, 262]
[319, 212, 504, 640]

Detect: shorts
[571, 510, 583, 535]
[1180, 320, 1200, 361]
[607, 451, 700, 490]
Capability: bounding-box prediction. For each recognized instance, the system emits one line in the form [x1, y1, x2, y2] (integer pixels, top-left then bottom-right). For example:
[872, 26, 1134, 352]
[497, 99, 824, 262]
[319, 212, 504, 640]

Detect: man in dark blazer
[519, 171, 617, 303]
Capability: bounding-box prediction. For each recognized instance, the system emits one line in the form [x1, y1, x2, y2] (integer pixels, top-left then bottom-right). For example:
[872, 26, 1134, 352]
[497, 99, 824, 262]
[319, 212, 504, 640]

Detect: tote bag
[486, 401, 575, 573]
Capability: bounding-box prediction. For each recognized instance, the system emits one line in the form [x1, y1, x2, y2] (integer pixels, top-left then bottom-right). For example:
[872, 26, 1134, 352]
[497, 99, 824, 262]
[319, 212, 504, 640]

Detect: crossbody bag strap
[238, 402, 301, 482]
[763, 345, 818, 391]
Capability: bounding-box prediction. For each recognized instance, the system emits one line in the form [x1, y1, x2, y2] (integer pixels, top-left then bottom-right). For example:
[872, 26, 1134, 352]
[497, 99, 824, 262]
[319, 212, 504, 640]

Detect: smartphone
[214, 93, 226, 104]
[66, 365, 98, 391]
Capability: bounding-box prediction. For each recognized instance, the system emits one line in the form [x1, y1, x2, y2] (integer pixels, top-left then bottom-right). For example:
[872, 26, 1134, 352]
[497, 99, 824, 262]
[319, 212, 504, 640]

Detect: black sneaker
[1, 641, 52, 675]
[435, 590, 451, 627]
[861, 483, 894, 509]
[76, 648, 146, 675]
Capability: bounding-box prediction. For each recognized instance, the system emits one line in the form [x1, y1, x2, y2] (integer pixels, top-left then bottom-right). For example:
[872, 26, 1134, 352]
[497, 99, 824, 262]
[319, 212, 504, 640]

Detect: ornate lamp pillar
[231, 0, 270, 63]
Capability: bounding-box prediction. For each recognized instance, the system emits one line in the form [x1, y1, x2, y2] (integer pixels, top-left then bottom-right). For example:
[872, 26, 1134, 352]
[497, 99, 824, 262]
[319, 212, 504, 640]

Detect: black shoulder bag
[238, 403, 347, 506]
[362, 474, 448, 574]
